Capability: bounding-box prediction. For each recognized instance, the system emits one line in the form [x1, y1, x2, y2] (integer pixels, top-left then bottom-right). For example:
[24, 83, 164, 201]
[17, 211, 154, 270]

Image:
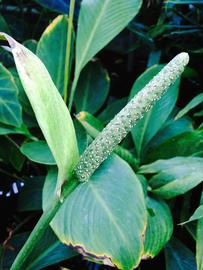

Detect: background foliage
[0, 0, 203, 269]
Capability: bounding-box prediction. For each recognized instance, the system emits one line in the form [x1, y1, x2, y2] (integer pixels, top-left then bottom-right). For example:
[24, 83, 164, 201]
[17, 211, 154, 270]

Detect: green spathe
[0, 32, 79, 196]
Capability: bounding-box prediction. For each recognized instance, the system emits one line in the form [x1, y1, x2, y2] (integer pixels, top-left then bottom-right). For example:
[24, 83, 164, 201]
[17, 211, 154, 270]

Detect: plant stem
[64, 0, 75, 104]
[10, 179, 79, 270]
[68, 72, 79, 110]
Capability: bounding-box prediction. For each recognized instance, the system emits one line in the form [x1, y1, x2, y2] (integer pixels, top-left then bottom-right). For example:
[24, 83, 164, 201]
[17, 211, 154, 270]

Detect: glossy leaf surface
[74, 0, 142, 78]
[145, 128, 203, 163]
[20, 141, 56, 165]
[43, 155, 147, 269]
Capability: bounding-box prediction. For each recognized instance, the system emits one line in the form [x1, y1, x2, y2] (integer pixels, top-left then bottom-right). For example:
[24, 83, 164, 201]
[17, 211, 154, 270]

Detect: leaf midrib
[89, 181, 134, 263]
[76, 0, 109, 74]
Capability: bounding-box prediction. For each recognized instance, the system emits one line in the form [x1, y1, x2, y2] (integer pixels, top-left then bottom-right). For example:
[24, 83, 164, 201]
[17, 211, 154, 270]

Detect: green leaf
[129, 65, 179, 158]
[74, 61, 110, 114]
[175, 93, 203, 120]
[2, 228, 77, 270]
[180, 205, 203, 225]
[43, 155, 147, 269]
[98, 97, 127, 125]
[145, 128, 203, 163]
[165, 237, 197, 270]
[197, 191, 203, 270]
[140, 157, 203, 199]
[143, 197, 173, 258]
[69, 0, 142, 108]
[0, 33, 79, 192]
[76, 111, 104, 137]
[37, 15, 71, 95]
[0, 63, 22, 127]
[0, 123, 27, 135]
[144, 117, 193, 160]
[20, 141, 56, 165]
[75, 0, 142, 76]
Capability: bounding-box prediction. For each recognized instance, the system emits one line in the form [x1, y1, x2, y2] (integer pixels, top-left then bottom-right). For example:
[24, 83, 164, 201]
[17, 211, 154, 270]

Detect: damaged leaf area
[43, 155, 147, 270]
[68, 243, 115, 267]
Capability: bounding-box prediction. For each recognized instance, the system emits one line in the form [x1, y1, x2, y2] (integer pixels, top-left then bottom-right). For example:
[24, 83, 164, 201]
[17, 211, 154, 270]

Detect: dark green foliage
[0, 1, 203, 270]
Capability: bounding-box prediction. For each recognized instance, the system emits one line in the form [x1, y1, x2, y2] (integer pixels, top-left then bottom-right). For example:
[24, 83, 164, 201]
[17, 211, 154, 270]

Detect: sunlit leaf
[0, 33, 79, 192]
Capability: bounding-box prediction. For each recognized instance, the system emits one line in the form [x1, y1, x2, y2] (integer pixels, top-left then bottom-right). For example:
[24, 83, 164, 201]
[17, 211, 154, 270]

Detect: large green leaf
[143, 197, 173, 258]
[0, 63, 22, 127]
[20, 141, 56, 165]
[165, 237, 197, 270]
[144, 116, 193, 160]
[145, 128, 203, 163]
[37, 15, 70, 95]
[74, 61, 110, 114]
[129, 65, 180, 158]
[75, 0, 142, 76]
[0, 33, 79, 192]
[69, 0, 142, 108]
[2, 228, 77, 270]
[140, 157, 203, 199]
[43, 155, 147, 269]
[197, 191, 203, 270]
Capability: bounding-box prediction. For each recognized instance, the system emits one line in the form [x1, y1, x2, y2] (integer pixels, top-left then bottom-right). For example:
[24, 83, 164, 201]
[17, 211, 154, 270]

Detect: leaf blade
[75, 0, 142, 75]
[0, 63, 22, 127]
[143, 197, 173, 258]
[43, 155, 147, 269]
[0, 32, 79, 190]
[20, 141, 56, 165]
